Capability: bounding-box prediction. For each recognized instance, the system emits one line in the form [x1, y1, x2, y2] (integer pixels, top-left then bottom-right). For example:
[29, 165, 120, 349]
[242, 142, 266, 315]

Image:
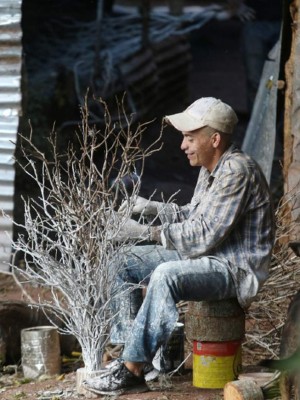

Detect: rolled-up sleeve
[156, 202, 191, 224]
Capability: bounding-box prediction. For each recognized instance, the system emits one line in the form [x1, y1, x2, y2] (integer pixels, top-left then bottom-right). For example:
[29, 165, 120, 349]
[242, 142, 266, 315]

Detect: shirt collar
[209, 143, 236, 178]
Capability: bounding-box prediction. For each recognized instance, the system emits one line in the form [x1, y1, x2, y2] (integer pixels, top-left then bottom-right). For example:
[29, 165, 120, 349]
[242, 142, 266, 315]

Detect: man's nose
[181, 138, 187, 150]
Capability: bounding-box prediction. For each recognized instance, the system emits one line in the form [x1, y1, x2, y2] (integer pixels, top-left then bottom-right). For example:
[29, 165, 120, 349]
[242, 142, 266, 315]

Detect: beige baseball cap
[165, 97, 238, 134]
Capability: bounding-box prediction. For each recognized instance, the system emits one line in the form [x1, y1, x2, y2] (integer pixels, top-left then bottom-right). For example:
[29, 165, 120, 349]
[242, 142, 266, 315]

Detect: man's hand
[113, 218, 150, 242]
[119, 196, 158, 216]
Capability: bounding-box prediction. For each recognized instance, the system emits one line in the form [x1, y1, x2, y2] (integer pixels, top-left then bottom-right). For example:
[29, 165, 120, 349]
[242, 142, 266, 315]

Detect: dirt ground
[0, 274, 225, 400]
[0, 372, 224, 400]
[0, 2, 268, 400]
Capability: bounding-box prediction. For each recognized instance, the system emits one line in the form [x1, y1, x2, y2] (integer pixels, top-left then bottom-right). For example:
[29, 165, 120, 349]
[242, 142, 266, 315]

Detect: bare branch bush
[9, 95, 163, 372]
[244, 188, 300, 363]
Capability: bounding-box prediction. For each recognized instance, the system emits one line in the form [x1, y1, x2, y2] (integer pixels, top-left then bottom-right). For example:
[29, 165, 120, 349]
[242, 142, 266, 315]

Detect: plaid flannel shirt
[157, 144, 275, 308]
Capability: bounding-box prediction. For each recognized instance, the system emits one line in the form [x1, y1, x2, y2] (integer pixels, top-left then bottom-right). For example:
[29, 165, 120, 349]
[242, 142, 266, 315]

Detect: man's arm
[159, 171, 250, 258]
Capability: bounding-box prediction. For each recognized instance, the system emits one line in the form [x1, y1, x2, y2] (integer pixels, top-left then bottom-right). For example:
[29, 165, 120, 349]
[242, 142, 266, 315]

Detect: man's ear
[212, 132, 221, 148]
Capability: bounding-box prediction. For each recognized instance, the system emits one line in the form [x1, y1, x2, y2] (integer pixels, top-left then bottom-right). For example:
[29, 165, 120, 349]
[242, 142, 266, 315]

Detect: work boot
[98, 357, 160, 382]
[82, 360, 149, 396]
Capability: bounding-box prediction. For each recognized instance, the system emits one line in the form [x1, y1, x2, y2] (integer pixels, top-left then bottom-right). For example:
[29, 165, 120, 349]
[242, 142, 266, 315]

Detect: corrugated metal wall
[117, 35, 191, 119]
[0, 0, 22, 271]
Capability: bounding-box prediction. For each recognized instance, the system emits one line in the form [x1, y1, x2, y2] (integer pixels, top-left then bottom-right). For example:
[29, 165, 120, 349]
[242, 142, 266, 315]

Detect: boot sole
[82, 382, 149, 396]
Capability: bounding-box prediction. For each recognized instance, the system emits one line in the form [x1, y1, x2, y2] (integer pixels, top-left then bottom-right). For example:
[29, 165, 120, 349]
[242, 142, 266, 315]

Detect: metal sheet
[242, 39, 281, 184]
[0, 0, 22, 271]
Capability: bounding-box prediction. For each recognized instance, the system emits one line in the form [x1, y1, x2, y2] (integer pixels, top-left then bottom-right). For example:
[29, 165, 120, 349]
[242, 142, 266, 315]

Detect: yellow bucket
[193, 340, 242, 389]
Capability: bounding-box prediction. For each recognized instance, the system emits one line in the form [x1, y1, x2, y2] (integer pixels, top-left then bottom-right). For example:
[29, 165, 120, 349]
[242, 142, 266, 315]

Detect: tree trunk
[224, 380, 264, 400]
[185, 299, 245, 341]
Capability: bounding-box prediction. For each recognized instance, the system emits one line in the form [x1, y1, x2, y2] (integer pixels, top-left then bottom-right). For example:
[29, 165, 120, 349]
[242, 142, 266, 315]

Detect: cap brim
[165, 113, 206, 132]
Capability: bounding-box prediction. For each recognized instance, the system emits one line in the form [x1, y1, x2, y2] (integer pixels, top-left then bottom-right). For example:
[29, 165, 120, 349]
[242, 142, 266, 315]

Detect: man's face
[180, 127, 217, 171]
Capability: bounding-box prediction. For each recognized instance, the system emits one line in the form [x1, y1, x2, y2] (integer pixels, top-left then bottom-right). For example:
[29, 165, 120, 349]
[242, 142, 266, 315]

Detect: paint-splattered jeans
[110, 245, 237, 364]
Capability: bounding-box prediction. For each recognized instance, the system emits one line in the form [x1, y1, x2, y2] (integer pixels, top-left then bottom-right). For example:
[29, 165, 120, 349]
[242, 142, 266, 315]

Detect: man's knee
[150, 261, 178, 284]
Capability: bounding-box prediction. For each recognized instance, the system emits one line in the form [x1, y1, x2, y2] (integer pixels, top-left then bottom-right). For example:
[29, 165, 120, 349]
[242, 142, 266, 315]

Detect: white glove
[113, 218, 150, 242]
[119, 196, 159, 216]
